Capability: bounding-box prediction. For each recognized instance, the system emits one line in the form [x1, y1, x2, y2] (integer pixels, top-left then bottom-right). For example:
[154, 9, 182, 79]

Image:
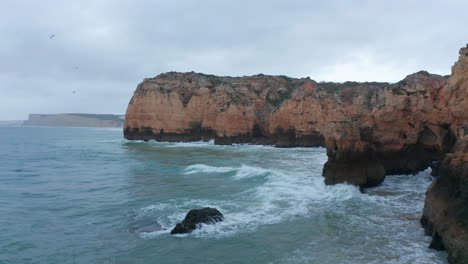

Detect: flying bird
[49, 34, 55, 39]
[72, 90, 76, 94]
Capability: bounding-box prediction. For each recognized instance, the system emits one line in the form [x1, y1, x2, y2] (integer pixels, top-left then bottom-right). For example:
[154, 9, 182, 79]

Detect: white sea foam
[165, 140, 216, 148]
[140, 159, 371, 239]
[139, 229, 171, 239]
[276, 172, 444, 264]
[138, 148, 432, 241]
[231, 165, 272, 180]
[98, 139, 126, 143]
[183, 164, 277, 180]
[182, 164, 236, 174]
[139, 203, 172, 214]
[187, 181, 364, 239]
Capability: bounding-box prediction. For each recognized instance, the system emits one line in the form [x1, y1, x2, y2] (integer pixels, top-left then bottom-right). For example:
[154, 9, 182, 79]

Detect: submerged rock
[170, 208, 224, 234]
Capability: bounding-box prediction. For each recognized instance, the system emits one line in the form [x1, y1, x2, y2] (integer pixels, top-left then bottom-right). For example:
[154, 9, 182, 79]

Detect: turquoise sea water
[0, 127, 447, 264]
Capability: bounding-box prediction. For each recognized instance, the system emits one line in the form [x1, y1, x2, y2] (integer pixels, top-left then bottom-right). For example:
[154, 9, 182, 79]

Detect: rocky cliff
[124, 69, 453, 187]
[420, 46, 468, 264]
[124, 73, 391, 146]
[322, 45, 468, 264]
[124, 46, 468, 263]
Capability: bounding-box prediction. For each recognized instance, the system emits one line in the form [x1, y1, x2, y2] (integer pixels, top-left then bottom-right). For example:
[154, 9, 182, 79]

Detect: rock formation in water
[170, 208, 224, 234]
[125, 46, 467, 263]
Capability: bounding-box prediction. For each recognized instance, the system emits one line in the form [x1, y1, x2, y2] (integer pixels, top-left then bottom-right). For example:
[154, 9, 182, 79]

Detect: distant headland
[21, 113, 125, 128]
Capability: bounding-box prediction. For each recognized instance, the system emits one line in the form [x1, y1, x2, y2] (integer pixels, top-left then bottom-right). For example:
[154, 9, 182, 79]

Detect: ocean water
[0, 127, 447, 264]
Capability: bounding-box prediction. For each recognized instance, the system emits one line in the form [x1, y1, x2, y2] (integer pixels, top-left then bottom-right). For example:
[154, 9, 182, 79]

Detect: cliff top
[133, 71, 445, 109]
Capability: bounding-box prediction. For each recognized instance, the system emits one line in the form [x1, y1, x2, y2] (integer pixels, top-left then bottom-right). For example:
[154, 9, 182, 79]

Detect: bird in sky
[49, 34, 55, 39]
[72, 90, 76, 94]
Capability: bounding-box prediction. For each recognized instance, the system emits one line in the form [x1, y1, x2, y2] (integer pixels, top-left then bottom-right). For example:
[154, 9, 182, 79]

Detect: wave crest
[183, 164, 273, 180]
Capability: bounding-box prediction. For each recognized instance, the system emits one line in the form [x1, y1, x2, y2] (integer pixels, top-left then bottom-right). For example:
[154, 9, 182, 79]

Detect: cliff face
[323, 46, 468, 262]
[124, 73, 391, 146]
[420, 46, 468, 264]
[322, 71, 453, 186]
[124, 46, 468, 263]
[124, 70, 453, 185]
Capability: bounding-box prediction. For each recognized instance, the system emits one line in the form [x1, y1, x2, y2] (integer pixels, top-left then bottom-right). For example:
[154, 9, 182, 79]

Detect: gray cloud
[0, 0, 466, 120]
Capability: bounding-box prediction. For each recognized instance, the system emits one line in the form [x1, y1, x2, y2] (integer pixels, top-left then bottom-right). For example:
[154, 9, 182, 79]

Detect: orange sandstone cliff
[124, 73, 391, 146]
[124, 46, 468, 263]
[420, 46, 468, 264]
[124, 70, 452, 186]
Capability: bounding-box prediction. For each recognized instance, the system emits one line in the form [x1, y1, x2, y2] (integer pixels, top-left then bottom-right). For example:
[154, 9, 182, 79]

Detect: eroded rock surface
[420, 46, 468, 264]
[124, 73, 391, 147]
[124, 67, 454, 186]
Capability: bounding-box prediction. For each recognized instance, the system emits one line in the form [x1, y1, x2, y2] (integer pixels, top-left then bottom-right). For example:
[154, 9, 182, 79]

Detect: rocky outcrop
[323, 71, 455, 187]
[419, 46, 468, 264]
[124, 68, 454, 186]
[420, 152, 468, 263]
[170, 208, 224, 234]
[125, 46, 468, 263]
[124, 72, 392, 147]
[323, 45, 468, 263]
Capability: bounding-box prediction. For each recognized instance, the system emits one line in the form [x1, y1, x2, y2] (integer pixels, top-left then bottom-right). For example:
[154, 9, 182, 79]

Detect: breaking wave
[183, 164, 273, 180]
[136, 161, 370, 239]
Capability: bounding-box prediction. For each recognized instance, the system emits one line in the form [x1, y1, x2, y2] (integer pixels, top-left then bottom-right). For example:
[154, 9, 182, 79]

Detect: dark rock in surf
[170, 207, 224, 234]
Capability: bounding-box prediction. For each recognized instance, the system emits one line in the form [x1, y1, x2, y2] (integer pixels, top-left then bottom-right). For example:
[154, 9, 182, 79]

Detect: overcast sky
[1, 0, 467, 120]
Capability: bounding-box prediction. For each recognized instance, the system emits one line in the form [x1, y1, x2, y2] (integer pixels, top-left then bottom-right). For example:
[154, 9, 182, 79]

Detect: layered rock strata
[124, 70, 453, 186]
[124, 46, 468, 263]
[124, 72, 391, 147]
